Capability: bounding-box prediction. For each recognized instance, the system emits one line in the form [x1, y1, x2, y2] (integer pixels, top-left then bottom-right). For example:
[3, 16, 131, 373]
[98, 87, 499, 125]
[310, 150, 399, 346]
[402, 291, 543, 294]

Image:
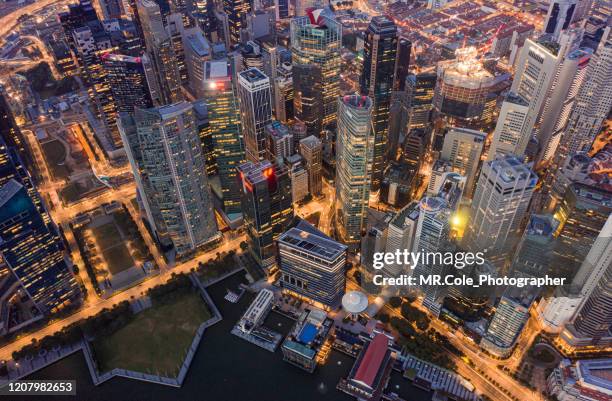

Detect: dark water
[16, 273, 432, 401]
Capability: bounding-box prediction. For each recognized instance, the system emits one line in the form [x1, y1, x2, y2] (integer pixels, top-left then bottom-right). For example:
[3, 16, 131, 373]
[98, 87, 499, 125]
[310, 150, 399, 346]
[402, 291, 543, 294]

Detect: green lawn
[92, 291, 211, 376]
[41, 140, 70, 180]
[92, 223, 135, 274]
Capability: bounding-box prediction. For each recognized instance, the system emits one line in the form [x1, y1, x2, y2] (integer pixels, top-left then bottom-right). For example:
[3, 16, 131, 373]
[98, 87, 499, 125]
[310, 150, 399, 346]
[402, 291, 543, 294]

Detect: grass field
[92, 223, 135, 275]
[41, 139, 70, 180]
[92, 291, 211, 376]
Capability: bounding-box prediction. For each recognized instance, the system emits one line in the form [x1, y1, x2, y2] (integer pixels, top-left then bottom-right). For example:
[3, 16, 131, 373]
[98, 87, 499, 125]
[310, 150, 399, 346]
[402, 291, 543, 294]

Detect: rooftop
[278, 221, 347, 261]
[352, 334, 390, 389]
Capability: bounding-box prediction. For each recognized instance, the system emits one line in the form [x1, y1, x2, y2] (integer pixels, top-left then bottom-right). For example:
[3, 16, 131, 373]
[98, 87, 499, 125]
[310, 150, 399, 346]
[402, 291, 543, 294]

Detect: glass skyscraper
[237, 68, 273, 163]
[334, 95, 374, 247]
[290, 11, 342, 129]
[119, 102, 220, 258]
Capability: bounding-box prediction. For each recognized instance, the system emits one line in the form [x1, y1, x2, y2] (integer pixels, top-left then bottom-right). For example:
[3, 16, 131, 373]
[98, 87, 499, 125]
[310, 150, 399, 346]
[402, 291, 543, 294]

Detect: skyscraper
[557, 28, 612, 161]
[543, 0, 578, 39]
[193, 0, 217, 41]
[265, 121, 293, 160]
[291, 10, 342, 128]
[405, 72, 437, 132]
[0, 180, 81, 314]
[238, 68, 273, 163]
[299, 135, 323, 197]
[238, 160, 294, 268]
[440, 127, 485, 197]
[277, 221, 347, 309]
[118, 102, 220, 257]
[334, 95, 374, 247]
[464, 156, 537, 267]
[101, 53, 154, 113]
[393, 38, 411, 92]
[487, 92, 530, 160]
[202, 60, 244, 219]
[360, 16, 397, 191]
[292, 63, 323, 138]
[223, 0, 251, 47]
[412, 196, 451, 315]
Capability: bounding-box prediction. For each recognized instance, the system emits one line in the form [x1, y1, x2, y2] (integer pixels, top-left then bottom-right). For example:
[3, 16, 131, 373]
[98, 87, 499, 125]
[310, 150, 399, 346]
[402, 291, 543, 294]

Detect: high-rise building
[536, 47, 592, 163]
[543, 0, 579, 39]
[118, 102, 220, 257]
[393, 38, 411, 92]
[440, 127, 485, 197]
[101, 53, 154, 114]
[239, 160, 294, 268]
[265, 121, 293, 160]
[405, 72, 437, 132]
[275, 0, 290, 20]
[299, 135, 322, 197]
[0, 180, 81, 314]
[383, 202, 419, 279]
[511, 37, 562, 148]
[274, 62, 294, 123]
[58, 0, 99, 49]
[488, 92, 530, 160]
[464, 156, 537, 267]
[292, 63, 323, 138]
[286, 154, 309, 203]
[277, 220, 347, 308]
[294, 0, 324, 16]
[360, 16, 397, 191]
[557, 28, 612, 161]
[412, 196, 451, 315]
[223, 0, 251, 47]
[510, 214, 560, 278]
[193, 0, 217, 41]
[202, 60, 244, 218]
[334, 95, 374, 247]
[481, 281, 537, 357]
[291, 10, 342, 128]
[137, 0, 183, 105]
[192, 99, 216, 177]
[433, 47, 500, 129]
[238, 68, 273, 163]
[182, 28, 212, 98]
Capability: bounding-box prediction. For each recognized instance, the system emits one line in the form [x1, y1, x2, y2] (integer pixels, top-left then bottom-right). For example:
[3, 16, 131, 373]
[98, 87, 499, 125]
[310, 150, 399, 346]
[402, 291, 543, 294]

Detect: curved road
[0, 0, 72, 43]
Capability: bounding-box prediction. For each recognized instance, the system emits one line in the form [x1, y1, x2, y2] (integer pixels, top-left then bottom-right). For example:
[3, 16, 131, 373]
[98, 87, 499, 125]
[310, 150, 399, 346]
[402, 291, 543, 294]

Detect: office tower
[285, 155, 309, 202]
[412, 197, 451, 315]
[384, 202, 419, 279]
[299, 135, 322, 197]
[277, 221, 347, 308]
[246, 11, 273, 41]
[291, 10, 342, 128]
[223, 0, 251, 47]
[193, 0, 217, 40]
[58, 0, 99, 48]
[238, 160, 294, 268]
[334, 95, 374, 247]
[291, 121, 308, 149]
[488, 92, 530, 160]
[510, 38, 561, 148]
[464, 156, 537, 267]
[118, 102, 219, 257]
[182, 28, 212, 98]
[393, 38, 411, 92]
[403, 128, 427, 173]
[137, 0, 183, 105]
[238, 68, 273, 163]
[433, 47, 498, 129]
[536, 47, 592, 163]
[557, 28, 612, 161]
[292, 64, 323, 138]
[539, 213, 612, 333]
[552, 182, 611, 279]
[202, 60, 244, 218]
[405, 72, 436, 132]
[481, 282, 537, 357]
[440, 127, 485, 198]
[102, 53, 154, 114]
[265, 121, 293, 160]
[275, 0, 290, 20]
[0, 93, 29, 168]
[560, 261, 612, 350]
[192, 100, 216, 177]
[510, 214, 560, 278]
[544, 0, 579, 39]
[274, 63, 294, 123]
[0, 180, 81, 314]
[360, 16, 397, 191]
